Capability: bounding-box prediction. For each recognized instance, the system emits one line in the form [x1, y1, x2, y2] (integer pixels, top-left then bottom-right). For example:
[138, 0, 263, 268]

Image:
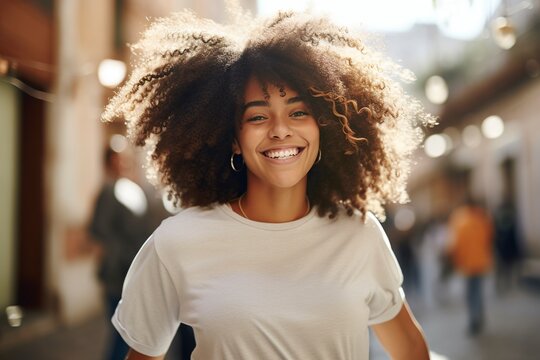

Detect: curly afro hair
[102, 9, 435, 220]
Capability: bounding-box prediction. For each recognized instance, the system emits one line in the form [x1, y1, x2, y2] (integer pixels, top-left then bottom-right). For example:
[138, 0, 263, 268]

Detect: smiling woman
[102, 7, 434, 360]
[231, 77, 320, 221]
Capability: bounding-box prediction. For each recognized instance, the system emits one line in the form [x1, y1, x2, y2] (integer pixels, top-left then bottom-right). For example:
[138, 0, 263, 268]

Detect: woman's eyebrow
[243, 96, 304, 111]
[243, 100, 268, 111]
[287, 96, 303, 104]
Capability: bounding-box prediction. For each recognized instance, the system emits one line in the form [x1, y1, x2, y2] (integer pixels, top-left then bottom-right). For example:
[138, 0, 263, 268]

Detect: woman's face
[234, 76, 320, 191]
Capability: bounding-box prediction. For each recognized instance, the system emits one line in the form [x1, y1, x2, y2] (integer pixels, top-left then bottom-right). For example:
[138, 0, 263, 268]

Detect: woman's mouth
[262, 147, 304, 159]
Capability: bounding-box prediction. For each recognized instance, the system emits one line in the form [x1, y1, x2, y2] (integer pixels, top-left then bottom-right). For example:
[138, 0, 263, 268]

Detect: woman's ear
[232, 139, 241, 155]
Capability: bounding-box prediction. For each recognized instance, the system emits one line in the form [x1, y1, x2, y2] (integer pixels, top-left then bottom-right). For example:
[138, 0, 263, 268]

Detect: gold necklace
[237, 194, 311, 220]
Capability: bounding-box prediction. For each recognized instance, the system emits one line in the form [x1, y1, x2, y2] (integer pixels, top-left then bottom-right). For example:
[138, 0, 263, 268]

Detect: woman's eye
[291, 110, 309, 117]
[246, 115, 267, 122]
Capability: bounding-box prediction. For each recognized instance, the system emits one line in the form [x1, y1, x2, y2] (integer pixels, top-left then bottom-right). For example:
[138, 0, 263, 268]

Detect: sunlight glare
[256, 0, 500, 39]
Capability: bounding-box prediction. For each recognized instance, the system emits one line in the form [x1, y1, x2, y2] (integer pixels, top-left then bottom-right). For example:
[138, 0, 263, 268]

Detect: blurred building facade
[0, 0, 538, 334]
[0, 0, 256, 327]
[408, 75, 540, 277]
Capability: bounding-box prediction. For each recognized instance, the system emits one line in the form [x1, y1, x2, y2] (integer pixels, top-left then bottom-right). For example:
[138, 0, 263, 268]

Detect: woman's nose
[268, 116, 293, 140]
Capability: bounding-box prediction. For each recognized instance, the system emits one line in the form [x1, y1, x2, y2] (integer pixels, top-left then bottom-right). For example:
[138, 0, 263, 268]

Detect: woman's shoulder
[151, 204, 229, 246]
[331, 208, 383, 231]
[164, 205, 220, 222]
[327, 209, 389, 247]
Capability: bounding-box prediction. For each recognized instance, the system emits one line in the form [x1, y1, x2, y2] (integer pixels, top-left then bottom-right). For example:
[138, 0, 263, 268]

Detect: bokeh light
[425, 134, 447, 158]
[98, 59, 127, 88]
[462, 124, 482, 148]
[394, 207, 416, 232]
[109, 134, 128, 153]
[425, 75, 449, 104]
[481, 115, 505, 139]
[162, 191, 181, 215]
[114, 178, 147, 216]
[491, 16, 516, 50]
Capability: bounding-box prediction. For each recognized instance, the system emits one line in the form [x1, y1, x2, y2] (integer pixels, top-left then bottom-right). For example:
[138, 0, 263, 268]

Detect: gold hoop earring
[230, 153, 243, 172]
[315, 149, 322, 164]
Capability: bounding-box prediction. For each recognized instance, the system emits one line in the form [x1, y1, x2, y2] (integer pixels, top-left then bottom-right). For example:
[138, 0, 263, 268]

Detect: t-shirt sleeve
[112, 230, 181, 356]
[364, 213, 405, 325]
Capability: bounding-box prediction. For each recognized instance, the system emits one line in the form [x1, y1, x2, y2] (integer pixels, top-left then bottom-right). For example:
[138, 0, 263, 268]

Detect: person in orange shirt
[448, 197, 494, 335]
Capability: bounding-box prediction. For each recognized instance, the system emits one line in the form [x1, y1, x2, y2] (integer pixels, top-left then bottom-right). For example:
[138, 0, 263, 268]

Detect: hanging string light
[491, 16, 516, 49]
[490, 0, 534, 50]
[0, 54, 127, 101]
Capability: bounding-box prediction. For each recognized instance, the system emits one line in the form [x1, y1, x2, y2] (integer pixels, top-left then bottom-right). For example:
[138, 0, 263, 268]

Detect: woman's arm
[125, 349, 165, 360]
[371, 301, 429, 360]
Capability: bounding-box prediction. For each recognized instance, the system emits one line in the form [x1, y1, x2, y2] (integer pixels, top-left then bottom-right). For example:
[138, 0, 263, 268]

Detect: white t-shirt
[112, 204, 404, 359]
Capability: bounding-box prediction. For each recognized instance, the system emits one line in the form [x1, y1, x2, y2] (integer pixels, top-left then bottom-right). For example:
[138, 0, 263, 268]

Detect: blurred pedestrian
[493, 197, 522, 292]
[89, 147, 153, 360]
[419, 215, 450, 308]
[494, 159, 522, 294]
[447, 196, 494, 335]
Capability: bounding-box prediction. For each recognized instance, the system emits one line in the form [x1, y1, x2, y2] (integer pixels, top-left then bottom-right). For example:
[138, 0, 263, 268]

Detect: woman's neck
[232, 182, 310, 223]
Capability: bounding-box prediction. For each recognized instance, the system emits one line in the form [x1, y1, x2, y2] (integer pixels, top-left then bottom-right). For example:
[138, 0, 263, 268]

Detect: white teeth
[264, 148, 300, 159]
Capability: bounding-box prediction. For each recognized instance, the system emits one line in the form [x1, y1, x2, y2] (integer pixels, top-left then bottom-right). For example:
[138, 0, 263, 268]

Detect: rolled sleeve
[112, 232, 181, 356]
[364, 213, 405, 325]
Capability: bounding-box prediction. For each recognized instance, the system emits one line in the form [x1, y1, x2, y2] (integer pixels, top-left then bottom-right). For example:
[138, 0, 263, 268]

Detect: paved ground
[371, 275, 540, 360]
[1, 275, 539, 360]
